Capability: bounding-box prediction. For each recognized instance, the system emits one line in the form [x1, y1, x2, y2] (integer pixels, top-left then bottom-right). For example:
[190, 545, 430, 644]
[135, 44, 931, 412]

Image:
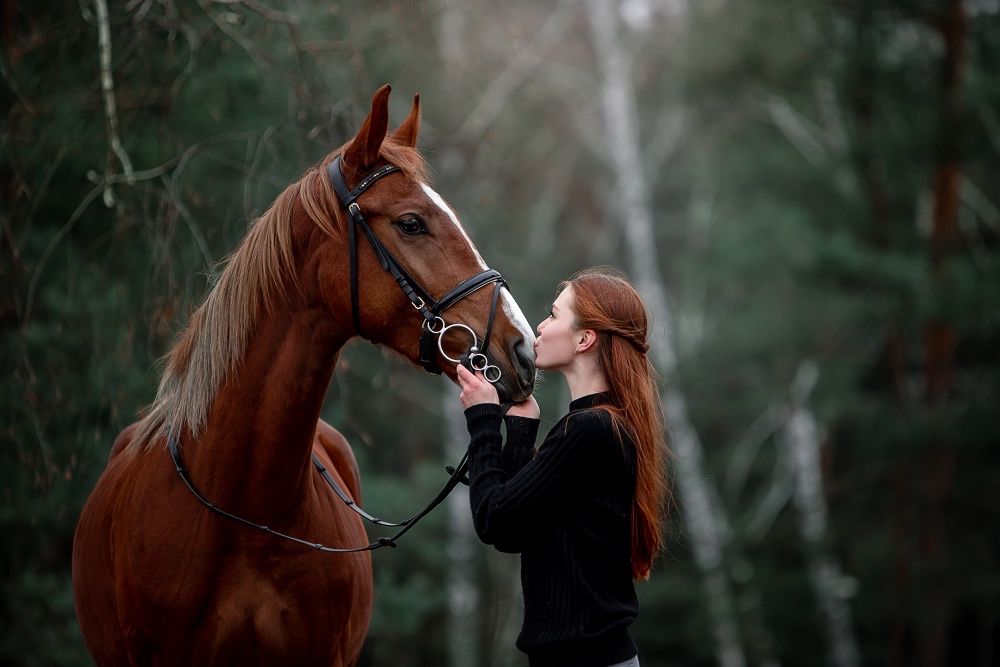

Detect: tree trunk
[920, 1, 965, 664]
[436, 6, 480, 664]
[585, 2, 746, 666]
[784, 362, 860, 667]
[443, 393, 479, 667]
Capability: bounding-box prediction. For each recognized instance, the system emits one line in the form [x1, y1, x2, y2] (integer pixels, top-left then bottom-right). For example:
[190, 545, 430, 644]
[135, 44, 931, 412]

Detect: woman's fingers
[457, 363, 484, 386]
[457, 363, 498, 407]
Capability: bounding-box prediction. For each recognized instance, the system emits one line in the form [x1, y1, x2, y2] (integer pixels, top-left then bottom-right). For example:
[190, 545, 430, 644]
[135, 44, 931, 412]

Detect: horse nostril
[512, 339, 536, 387]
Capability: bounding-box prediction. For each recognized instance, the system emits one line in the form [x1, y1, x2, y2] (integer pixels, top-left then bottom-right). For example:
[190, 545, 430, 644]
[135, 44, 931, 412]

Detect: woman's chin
[534, 359, 556, 373]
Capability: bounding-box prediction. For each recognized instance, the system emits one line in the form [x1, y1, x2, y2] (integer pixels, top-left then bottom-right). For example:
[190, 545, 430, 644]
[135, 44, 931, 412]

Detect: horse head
[314, 85, 536, 403]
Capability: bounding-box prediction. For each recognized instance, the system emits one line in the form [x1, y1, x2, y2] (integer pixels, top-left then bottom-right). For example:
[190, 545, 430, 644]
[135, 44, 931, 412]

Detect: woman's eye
[395, 216, 426, 235]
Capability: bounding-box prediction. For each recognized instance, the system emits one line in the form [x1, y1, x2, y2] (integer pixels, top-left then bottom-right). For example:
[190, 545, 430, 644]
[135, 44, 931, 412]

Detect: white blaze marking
[420, 183, 488, 270]
[421, 182, 536, 346]
[501, 287, 536, 345]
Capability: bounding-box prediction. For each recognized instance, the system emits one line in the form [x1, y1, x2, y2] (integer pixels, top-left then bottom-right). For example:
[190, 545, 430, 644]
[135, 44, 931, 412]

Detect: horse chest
[206, 565, 331, 656]
[117, 475, 372, 664]
[132, 545, 368, 664]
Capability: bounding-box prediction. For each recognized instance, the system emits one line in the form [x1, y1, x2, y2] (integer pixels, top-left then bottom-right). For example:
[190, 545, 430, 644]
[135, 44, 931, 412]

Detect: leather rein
[168, 156, 511, 553]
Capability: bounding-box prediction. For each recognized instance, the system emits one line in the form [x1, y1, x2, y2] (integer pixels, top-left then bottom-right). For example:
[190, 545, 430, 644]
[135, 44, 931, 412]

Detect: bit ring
[468, 352, 489, 372]
[437, 323, 479, 364]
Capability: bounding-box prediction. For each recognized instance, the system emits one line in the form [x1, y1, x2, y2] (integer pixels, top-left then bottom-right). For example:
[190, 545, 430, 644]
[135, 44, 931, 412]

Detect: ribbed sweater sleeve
[465, 407, 593, 550]
[501, 415, 539, 474]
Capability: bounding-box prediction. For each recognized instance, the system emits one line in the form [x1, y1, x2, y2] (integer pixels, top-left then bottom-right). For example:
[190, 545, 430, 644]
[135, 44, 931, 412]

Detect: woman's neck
[562, 357, 609, 401]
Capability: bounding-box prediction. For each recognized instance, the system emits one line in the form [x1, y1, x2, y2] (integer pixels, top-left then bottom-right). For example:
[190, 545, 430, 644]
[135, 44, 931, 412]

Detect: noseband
[328, 156, 506, 382]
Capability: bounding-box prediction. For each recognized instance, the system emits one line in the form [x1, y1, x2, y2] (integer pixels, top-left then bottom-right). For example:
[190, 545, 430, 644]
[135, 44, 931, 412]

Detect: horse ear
[343, 84, 392, 176]
[391, 93, 420, 148]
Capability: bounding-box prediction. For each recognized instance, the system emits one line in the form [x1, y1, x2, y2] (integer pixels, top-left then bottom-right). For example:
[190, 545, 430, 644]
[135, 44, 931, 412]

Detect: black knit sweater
[464, 393, 638, 667]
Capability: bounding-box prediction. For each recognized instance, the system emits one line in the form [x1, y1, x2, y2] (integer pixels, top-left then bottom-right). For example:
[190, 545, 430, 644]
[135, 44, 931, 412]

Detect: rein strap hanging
[169, 430, 470, 554]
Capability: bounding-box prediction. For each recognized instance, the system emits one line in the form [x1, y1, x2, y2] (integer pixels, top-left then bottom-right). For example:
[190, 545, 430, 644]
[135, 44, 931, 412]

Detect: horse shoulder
[107, 422, 141, 461]
[314, 419, 362, 504]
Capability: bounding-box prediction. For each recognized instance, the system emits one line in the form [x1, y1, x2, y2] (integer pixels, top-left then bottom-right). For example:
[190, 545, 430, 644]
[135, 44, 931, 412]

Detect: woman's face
[534, 286, 581, 371]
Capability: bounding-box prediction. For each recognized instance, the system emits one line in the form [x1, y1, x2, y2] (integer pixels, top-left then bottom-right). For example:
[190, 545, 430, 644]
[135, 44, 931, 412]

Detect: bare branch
[159, 177, 215, 268]
[763, 92, 827, 168]
[18, 148, 67, 250]
[201, 2, 279, 74]
[212, 0, 294, 24]
[645, 107, 686, 174]
[243, 124, 280, 220]
[963, 176, 1000, 235]
[814, 78, 848, 153]
[210, 0, 312, 105]
[450, 3, 575, 145]
[724, 403, 790, 503]
[22, 130, 267, 324]
[126, 0, 155, 21]
[93, 0, 134, 207]
[783, 361, 860, 667]
[24, 183, 106, 324]
[743, 464, 794, 541]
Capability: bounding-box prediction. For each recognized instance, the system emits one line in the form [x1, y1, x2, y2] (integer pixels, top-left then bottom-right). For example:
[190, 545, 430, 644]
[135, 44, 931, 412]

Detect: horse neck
[182, 212, 352, 520]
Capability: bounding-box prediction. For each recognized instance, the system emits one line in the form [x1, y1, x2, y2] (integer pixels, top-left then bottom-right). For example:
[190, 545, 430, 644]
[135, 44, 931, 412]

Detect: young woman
[456, 267, 670, 667]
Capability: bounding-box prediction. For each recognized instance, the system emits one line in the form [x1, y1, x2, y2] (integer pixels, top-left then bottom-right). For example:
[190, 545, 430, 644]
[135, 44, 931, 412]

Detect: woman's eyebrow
[551, 304, 559, 313]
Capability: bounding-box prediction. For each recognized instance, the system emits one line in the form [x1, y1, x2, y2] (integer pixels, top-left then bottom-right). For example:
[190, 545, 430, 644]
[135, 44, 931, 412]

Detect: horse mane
[130, 139, 429, 451]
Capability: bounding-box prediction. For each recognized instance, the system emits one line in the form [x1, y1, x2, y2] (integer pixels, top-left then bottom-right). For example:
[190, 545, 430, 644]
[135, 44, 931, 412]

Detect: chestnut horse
[72, 85, 536, 666]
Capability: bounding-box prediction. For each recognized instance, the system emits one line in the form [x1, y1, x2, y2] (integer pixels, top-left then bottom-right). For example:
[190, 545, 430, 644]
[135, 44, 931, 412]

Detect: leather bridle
[329, 156, 507, 383]
[167, 155, 514, 553]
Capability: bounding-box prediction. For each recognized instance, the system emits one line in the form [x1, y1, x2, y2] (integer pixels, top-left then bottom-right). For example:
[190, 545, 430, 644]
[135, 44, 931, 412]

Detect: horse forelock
[130, 141, 431, 451]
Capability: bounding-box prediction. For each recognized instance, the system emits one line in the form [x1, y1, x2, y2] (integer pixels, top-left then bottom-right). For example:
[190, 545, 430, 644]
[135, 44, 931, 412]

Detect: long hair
[560, 267, 671, 580]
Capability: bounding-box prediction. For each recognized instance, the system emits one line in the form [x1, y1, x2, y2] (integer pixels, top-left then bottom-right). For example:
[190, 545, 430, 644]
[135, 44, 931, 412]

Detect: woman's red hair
[560, 267, 671, 580]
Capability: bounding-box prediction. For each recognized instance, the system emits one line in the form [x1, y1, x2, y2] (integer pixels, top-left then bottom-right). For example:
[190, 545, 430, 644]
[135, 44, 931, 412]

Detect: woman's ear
[576, 329, 599, 354]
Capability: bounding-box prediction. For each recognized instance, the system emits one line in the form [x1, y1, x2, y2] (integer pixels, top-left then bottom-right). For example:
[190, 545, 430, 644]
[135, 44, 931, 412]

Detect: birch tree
[437, 5, 480, 666]
[442, 393, 479, 667]
[585, 2, 746, 665]
[783, 363, 860, 667]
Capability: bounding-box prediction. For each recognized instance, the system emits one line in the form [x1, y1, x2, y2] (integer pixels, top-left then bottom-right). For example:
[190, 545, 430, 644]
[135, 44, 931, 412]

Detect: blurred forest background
[2, 0, 999, 665]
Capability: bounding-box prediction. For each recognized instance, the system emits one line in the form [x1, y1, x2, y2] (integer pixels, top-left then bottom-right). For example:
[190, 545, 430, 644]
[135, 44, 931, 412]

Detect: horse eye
[395, 216, 426, 235]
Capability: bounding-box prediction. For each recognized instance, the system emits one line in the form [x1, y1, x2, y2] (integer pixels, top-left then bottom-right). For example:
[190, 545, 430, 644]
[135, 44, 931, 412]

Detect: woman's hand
[456, 363, 499, 408]
[505, 395, 540, 419]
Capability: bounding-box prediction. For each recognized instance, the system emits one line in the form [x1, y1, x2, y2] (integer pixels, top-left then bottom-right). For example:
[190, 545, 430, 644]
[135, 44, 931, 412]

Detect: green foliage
[3, 0, 999, 665]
